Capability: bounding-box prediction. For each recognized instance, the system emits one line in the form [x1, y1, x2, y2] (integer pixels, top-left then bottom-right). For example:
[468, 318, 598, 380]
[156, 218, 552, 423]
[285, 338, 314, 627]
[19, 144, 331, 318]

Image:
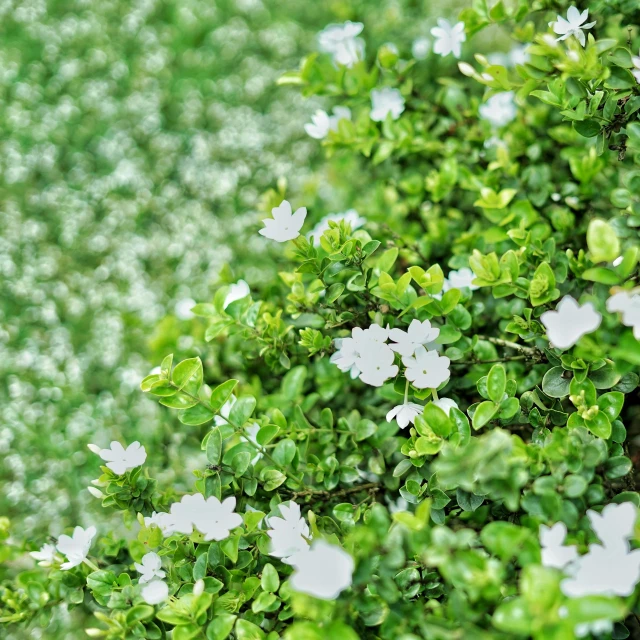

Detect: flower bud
[193, 579, 205, 596]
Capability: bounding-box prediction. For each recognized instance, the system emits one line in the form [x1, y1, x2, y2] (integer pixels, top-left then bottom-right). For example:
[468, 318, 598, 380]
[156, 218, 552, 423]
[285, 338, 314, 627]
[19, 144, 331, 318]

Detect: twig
[283, 482, 381, 502]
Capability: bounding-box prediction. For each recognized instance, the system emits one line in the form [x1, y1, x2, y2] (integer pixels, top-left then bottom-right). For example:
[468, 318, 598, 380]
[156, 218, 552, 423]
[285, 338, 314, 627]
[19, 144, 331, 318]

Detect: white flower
[141, 579, 169, 605]
[447, 267, 479, 291]
[386, 402, 423, 429]
[223, 279, 250, 309]
[174, 298, 195, 320]
[633, 51, 640, 83]
[289, 540, 354, 600]
[432, 397, 459, 415]
[607, 290, 640, 339]
[509, 45, 530, 66]
[370, 88, 405, 122]
[167, 494, 243, 541]
[193, 579, 205, 596]
[551, 6, 596, 47]
[259, 200, 307, 242]
[539, 522, 579, 570]
[30, 543, 57, 565]
[318, 21, 365, 68]
[267, 501, 311, 564]
[561, 503, 640, 598]
[389, 319, 440, 357]
[144, 511, 177, 535]
[89, 441, 147, 475]
[430, 19, 466, 59]
[135, 552, 166, 584]
[355, 342, 398, 387]
[575, 620, 613, 638]
[308, 209, 365, 246]
[304, 107, 351, 139]
[540, 296, 602, 350]
[330, 324, 390, 380]
[412, 37, 431, 60]
[479, 92, 517, 128]
[403, 346, 451, 389]
[56, 526, 97, 570]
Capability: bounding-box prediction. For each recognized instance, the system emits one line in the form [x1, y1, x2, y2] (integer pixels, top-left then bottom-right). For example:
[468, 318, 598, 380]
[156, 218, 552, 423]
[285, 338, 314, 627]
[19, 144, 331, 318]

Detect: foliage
[3, 0, 640, 639]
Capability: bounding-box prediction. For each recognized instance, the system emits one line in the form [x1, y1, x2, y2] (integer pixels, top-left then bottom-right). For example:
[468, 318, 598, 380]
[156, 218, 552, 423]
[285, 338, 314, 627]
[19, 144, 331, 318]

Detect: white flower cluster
[607, 289, 640, 338]
[330, 320, 450, 389]
[304, 107, 351, 140]
[540, 295, 601, 350]
[144, 494, 243, 542]
[540, 502, 640, 598]
[135, 551, 169, 605]
[266, 501, 353, 600]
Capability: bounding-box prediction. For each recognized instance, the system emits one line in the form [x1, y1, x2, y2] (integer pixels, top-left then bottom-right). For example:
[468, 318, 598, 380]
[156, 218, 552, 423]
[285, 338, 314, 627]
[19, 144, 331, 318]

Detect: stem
[403, 379, 409, 404]
[285, 482, 380, 503]
[431, 388, 439, 401]
[477, 335, 542, 358]
[450, 355, 529, 365]
[84, 558, 100, 572]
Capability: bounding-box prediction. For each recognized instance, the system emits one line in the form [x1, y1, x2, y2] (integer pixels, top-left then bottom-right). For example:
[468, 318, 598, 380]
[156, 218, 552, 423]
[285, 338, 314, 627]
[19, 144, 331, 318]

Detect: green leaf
[487, 365, 506, 403]
[573, 119, 601, 138]
[172, 357, 203, 392]
[229, 397, 256, 426]
[456, 488, 484, 511]
[179, 403, 214, 426]
[206, 427, 223, 465]
[542, 366, 571, 398]
[423, 403, 452, 438]
[472, 401, 499, 430]
[207, 615, 237, 640]
[598, 392, 624, 420]
[220, 536, 239, 563]
[605, 456, 632, 479]
[210, 380, 239, 413]
[260, 563, 280, 593]
[584, 411, 611, 439]
[587, 219, 620, 263]
[235, 619, 266, 640]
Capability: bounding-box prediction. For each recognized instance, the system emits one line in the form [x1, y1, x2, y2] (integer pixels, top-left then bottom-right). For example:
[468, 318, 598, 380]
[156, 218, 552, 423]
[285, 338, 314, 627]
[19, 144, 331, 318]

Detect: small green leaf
[487, 365, 506, 403]
[472, 401, 499, 430]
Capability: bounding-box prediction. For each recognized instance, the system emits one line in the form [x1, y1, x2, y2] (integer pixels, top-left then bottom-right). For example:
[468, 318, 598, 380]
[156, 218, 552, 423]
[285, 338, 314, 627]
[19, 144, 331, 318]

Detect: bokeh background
[1, 0, 491, 635]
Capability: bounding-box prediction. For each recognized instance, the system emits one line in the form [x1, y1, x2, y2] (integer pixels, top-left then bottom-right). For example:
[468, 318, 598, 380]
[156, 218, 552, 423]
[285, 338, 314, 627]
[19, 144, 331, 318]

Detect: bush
[3, 1, 640, 639]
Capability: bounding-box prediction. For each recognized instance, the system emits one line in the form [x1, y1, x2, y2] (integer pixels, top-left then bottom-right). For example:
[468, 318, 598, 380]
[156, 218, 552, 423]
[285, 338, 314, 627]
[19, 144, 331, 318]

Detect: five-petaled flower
[266, 501, 311, 564]
[259, 200, 307, 242]
[430, 19, 466, 59]
[539, 522, 579, 570]
[540, 295, 601, 350]
[318, 21, 365, 68]
[289, 540, 354, 600]
[606, 290, 640, 339]
[403, 346, 451, 389]
[56, 525, 97, 570]
[551, 6, 596, 47]
[88, 441, 147, 475]
[141, 579, 169, 605]
[167, 493, 243, 541]
[370, 88, 405, 122]
[304, 107, 351, 139]
[135, 552, 166, 584]
[389, 319, 440, 357]
[355, 342, 399, 387]
[386, 402, 423, 429]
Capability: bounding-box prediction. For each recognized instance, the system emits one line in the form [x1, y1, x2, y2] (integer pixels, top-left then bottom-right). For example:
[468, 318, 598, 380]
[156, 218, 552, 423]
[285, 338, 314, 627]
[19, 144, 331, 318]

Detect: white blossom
[633, 51, 640, 84]
[135, 552, 166, 584]
[174, 298, 196, 320]
[259, 200, 307, 242]
[308, 209, 365, 246]
[193, 579, 205, 596]
[551, 6, 596, 47]
[223, 280, 250, 309]
[30, 543, 57, 565]
[432, 397, 459, 415]
[479, 92, 517, 128]
[89, 441, 147, 475]
[446, 267, 479, 291]
[607, 290, 640, 339]
[318, 22, 365, 68]
[289, 540, 354, 600]
[167, 494, 243, 541]
[370, 88, 405, 122]
[389, 319, 440, 357]
[561, 503, 640, 598]
[144, 511, 177, 535]
[330, 324, 390, 380]
[304, 107, 351, 139]
[386, 402, 423, 429]
[540, 296, 602, 350]
[539, 522, 578, 570]
[141, 579, 169, 605]
[403, 346, 451, 389]
[412, 37, 431, 60]
[56, 526, 97, 570]
[430, 19, 466, 59]
[355, 342, 398, 387]
[266, 501, 311, 564]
